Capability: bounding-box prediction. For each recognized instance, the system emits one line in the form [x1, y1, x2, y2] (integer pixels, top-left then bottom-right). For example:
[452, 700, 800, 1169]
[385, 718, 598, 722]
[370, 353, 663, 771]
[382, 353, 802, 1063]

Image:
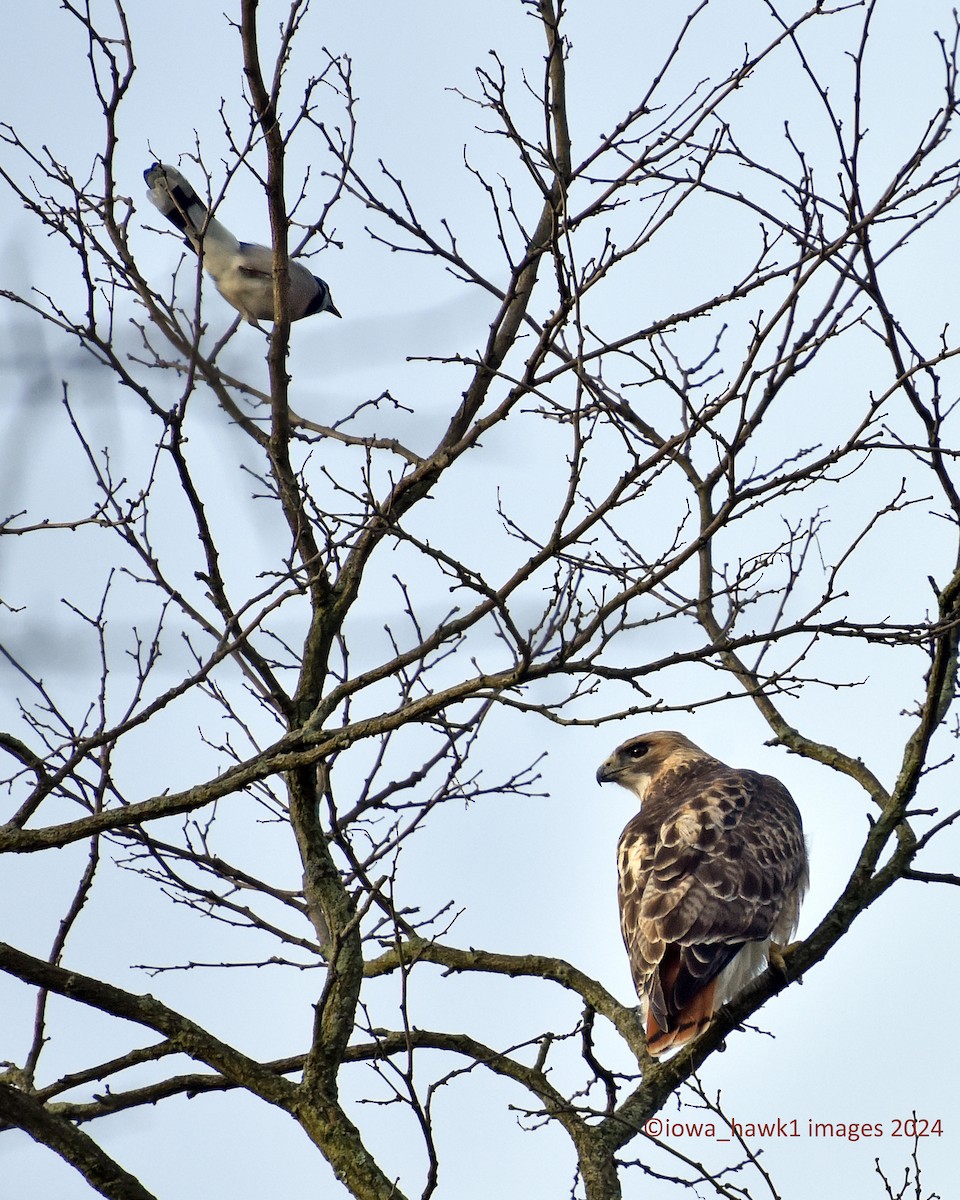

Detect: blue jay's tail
[144, 163, 240, 258]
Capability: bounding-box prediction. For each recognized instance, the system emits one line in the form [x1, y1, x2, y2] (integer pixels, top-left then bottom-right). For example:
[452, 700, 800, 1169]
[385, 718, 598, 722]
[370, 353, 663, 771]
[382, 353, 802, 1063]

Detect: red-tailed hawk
[596, 730, 808, 1056]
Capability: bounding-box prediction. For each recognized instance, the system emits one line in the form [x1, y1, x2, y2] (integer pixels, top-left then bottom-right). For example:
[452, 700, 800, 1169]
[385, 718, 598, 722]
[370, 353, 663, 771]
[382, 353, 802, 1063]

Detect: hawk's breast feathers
[597, 731, 807, 1055]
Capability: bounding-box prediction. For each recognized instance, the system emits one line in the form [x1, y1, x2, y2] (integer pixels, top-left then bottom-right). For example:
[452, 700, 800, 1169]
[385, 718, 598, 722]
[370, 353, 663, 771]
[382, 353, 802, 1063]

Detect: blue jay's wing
[143, 162, 339, 325]
[214, 241, 285, 323]
[219, 246, 340, 322]
[232, 242, 275, 279]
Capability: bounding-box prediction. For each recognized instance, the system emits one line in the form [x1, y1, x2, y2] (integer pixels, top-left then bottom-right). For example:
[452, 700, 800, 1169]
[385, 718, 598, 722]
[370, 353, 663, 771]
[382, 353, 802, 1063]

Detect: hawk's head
[596, 730, 709, 799]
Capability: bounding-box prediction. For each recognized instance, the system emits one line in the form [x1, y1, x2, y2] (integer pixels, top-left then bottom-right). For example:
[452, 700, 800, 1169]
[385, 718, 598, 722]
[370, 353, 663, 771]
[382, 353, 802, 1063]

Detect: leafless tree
[1, 2, 959, 1198]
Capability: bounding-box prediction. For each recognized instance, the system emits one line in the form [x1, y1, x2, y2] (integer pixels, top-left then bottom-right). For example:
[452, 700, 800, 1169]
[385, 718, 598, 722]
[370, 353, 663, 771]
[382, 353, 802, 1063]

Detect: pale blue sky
[2, 2, 958, 1197]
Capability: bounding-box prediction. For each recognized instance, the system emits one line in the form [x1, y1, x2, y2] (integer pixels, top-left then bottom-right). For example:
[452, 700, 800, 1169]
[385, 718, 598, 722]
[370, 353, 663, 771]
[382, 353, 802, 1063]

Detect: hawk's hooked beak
[596, 757, 618, 785]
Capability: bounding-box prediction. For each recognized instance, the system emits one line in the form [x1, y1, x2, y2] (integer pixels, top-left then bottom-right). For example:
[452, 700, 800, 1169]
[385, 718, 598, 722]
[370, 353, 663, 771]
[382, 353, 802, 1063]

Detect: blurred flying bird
[143, 162, 340, 326]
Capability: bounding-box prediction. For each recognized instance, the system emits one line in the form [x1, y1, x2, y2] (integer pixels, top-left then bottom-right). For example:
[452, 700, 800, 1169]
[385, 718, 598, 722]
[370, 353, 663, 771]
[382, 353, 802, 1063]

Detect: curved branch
[0, 1083, 157, 1200]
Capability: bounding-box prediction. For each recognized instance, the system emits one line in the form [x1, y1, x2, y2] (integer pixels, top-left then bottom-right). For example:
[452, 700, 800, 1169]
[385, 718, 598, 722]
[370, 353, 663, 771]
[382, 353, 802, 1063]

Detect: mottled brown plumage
[597, 731, 807, 1056]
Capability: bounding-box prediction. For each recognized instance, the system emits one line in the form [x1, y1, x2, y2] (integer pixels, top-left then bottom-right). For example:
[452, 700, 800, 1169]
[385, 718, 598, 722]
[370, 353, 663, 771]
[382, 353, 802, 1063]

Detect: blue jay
[143, 162, 340, 326]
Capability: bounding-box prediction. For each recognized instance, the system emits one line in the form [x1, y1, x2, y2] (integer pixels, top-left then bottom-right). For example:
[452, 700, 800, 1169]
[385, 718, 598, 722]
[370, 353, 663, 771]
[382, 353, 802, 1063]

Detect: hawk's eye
[627, 743, 649, 759]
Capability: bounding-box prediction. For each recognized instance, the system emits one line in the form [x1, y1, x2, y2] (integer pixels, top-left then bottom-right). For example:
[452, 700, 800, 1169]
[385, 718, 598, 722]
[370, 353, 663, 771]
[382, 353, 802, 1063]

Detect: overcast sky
[2, 2, 959, 1197]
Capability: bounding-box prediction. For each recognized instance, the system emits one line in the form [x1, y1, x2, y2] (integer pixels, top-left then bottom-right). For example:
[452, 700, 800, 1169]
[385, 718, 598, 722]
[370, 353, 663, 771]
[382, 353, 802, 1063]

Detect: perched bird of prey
[597, 731, 807, 1056]
[143, 162, 340, 326]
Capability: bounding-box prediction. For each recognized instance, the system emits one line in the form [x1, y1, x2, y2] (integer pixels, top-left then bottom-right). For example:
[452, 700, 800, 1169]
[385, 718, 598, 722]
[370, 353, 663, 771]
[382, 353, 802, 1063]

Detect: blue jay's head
[304, 277, 341, 319]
